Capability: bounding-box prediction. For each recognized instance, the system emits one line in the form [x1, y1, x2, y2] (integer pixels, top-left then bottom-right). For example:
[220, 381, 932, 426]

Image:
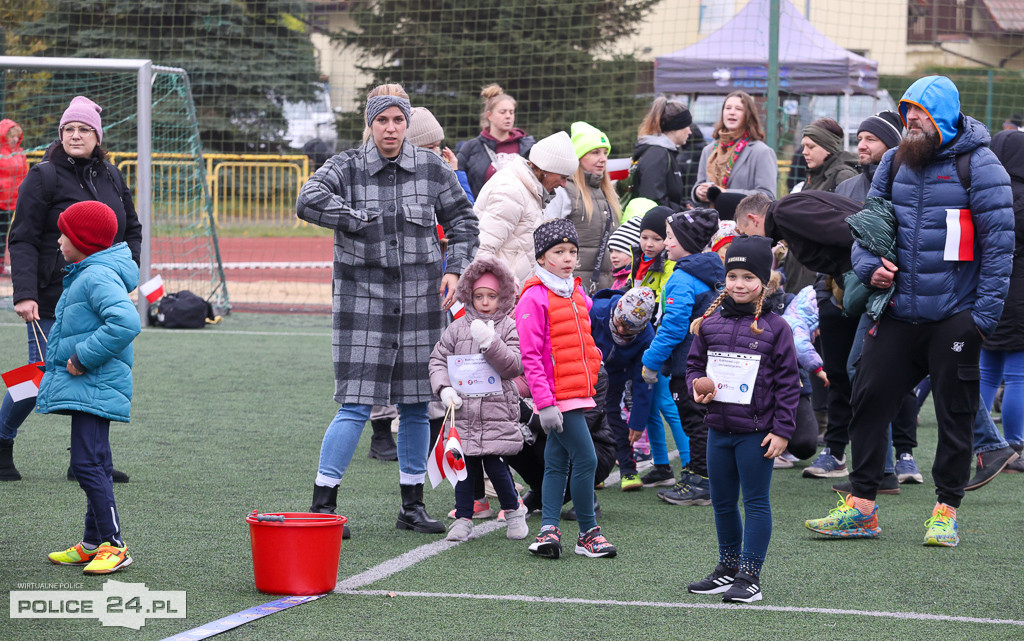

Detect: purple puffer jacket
[686, 309, 800, 440]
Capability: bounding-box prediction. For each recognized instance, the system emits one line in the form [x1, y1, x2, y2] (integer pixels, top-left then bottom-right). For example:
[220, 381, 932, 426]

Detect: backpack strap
[38, 160, 57, 205]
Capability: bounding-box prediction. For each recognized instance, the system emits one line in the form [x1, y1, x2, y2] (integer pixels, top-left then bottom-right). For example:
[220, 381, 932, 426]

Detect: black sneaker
[560, 500, 601, 521]
[68, 466, 130, 483]
[687, 564, 736, 594]
[641, 464, 675, 487]
[965, 446, 1018, 491]
[658, 476, 712, 506]
[831, 473, 900, 495]
[528, 526, 562, 559]
[722, 571, 762, 603]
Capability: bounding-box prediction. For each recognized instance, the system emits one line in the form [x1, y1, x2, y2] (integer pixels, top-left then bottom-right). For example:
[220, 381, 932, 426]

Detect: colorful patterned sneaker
[82, 544, 132, 575]
[574, 526, 617, 558]
[805, 493, 881, 538]
[722, 572, 762, 603]
[620, 473, 643, 492]
[497, 497, 526, 522]
[687, 564, 737, 594]
[528, 526, 562, 559]
[48, 541, 108, 566]
[447, 498, 492, 520]
[802, 448, 848, 478]
[923, 505, 959, 547]
[895, 453, 924, 484]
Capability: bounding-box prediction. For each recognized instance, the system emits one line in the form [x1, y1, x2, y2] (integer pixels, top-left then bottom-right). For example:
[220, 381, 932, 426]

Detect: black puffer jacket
[457, 130, 536, 197]
[984, 129, 1024, 351]
[9, 143, 142, 318]
[632, 134, 685, 209]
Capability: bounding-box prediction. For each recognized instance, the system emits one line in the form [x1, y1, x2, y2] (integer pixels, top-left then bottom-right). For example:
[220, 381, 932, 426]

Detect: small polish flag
[607, 157, 632, 182]
[450, 300, 465, 321]
[2, 362, 45, 402]
[943, 209, 974, 261]
[139, 274, 165, 303]
[427, 420, 467, 489]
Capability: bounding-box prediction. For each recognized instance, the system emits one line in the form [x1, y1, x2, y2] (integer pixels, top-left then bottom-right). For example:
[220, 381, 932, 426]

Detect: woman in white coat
[474, 131, 580, 285]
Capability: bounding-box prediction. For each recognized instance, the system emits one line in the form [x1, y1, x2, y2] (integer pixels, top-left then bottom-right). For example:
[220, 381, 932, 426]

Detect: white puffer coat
[474, 156, 546, 284]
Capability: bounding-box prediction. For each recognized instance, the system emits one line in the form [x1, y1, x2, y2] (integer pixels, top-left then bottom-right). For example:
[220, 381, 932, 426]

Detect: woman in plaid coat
[297, 86, 479, 537]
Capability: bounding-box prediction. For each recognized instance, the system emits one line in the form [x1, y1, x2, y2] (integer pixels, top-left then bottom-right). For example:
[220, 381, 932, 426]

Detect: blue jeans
[973, 397, 1009, 454]
[980, 349, 1024, 447]
[541, 409, 598, 533]
[0, 319, 54, 441]
[317, 402, 430, 486]
[646, 374, 690, 467]
[707, 429, 775, 576]
[70, 412, 123, 547]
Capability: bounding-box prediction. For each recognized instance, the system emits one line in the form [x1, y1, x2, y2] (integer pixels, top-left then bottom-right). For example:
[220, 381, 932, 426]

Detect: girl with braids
[684, 235, 800, 604]
[630, 97, 693, 209]
[691, 90, 778, 204]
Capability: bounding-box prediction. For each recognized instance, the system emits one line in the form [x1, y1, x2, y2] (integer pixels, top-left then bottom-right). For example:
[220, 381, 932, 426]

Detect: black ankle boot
[0, 439, 21, 481]
[310, 484, 349, 539]
[396, 483, 444, 533]
[66, 466, 130, 483]
[368, 419, 398, 461]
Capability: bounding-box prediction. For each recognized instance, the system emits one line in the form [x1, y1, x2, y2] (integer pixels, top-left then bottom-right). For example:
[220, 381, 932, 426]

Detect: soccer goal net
[0, 57, 229, 318]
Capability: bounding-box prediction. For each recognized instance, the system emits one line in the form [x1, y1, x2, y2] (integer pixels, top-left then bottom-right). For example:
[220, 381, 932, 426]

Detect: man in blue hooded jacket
[805, 76, 1014, 547]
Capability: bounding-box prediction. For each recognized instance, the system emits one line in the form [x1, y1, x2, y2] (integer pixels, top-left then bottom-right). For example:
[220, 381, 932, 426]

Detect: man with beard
[805, 76, 1014, 547]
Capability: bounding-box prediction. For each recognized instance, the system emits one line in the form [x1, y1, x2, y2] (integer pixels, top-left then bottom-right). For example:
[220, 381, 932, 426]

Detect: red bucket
[246, 511, 347, 595]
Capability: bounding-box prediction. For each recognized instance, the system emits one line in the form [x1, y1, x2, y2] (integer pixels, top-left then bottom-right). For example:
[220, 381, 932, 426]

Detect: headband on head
[365, 95, 412, 128]
[802, 124, 843, 156]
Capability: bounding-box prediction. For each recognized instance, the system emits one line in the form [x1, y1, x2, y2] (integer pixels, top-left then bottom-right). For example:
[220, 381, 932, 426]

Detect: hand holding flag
[426, 405, 468, 489]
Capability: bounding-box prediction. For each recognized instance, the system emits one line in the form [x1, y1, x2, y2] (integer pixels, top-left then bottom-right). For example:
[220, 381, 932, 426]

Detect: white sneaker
[446, 518, 473, 542]
[504, 505, 529, 540]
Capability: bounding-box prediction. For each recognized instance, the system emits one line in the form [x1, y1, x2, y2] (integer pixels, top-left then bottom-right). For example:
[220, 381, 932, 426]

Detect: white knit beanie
[407, 107, 444, 148]
[529, 131, 579, 176]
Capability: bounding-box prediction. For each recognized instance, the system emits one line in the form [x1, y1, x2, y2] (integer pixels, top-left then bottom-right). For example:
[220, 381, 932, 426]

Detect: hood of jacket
[1, 119, 23, 154]
[673, 251, 724, 291]
[633, 134, 677, 158]
[899, 75, 962, 148]
[481, 127, 528, 146]
[454, 253, 519, 320]
[63, 242, 140, 292]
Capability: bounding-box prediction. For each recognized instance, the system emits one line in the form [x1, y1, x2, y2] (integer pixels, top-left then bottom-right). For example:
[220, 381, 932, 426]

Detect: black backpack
[149, 291, 214, 329]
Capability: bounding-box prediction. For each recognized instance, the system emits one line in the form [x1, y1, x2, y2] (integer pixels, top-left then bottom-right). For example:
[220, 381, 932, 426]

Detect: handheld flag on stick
[2, 362, 45, 402]
[426, 404, 467, 489]
[139, 274, 165, 303]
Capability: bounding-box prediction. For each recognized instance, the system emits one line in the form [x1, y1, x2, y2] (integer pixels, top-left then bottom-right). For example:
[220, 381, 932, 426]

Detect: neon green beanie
[570, 121, 611, 159]
[621, 197, 658, 224]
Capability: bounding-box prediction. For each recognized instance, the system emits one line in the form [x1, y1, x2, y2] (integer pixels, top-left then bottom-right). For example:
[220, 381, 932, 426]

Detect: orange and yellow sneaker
[923, 504, 959, 547]
[805, 493, 880, 538]
[48, 541, 108, 566]
[82, 544, 133, 575]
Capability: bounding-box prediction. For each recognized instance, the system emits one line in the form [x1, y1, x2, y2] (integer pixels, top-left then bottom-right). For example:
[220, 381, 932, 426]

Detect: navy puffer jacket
[686, 309, 800, 440]
[861, 111, 1014, 335]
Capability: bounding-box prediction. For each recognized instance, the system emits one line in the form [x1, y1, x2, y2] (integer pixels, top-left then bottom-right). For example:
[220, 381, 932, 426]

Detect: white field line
[152, 261, 331, 270]
[334, 589, 1024, 627]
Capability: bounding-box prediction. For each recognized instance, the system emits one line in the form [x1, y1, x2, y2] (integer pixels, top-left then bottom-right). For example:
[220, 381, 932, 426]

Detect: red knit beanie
[58, 201, 118, 257]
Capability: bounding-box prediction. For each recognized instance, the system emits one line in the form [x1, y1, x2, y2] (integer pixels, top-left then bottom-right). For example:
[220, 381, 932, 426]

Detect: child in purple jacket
[684, 235, 800, 604]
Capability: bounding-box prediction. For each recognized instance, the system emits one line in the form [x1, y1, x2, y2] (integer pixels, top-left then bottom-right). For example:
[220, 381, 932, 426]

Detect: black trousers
[818, 298, 861, 457]
[849, 311, 980, 506]
[669, 377, 708, 477]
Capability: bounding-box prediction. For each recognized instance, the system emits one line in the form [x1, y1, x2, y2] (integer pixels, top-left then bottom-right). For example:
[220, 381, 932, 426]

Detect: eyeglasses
[61, 125, 96, 136]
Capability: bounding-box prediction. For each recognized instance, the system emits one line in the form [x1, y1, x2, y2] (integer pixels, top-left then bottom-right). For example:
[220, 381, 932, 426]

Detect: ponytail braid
[750, 289, 766, 335]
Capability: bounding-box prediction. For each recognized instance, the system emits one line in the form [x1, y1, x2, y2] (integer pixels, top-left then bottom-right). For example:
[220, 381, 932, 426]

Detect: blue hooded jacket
[642, 251, 724, 376]
[590, 289, 655, 433]
[861, 76, 1014, 334]
[36, 242, 141, 423]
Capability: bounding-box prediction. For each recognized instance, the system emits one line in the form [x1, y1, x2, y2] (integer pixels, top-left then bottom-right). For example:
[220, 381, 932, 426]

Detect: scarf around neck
[706, 129, 749, 189]
[720, 296, 758, 318]
[536, 265, 576, 298]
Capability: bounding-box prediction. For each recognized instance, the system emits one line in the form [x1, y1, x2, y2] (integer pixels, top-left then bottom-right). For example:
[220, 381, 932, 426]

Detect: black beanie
[667, 208, 719, 255]
[639, 206, 673, 240]
[710, 191, 745, 221]
[534, 218, 579, 258]
[724, 235, 773, 285]
[857, 110, 903, 150]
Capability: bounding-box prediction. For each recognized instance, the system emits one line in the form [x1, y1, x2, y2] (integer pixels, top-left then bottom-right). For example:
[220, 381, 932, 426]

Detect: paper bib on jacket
[706, 351, 761, 405]
[447, 354, 502, 397]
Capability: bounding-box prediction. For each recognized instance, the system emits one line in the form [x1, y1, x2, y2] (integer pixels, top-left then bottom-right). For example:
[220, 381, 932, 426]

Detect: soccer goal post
[0, 56, 228, 324]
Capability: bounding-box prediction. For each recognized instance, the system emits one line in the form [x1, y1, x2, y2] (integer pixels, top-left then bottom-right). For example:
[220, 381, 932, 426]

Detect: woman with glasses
[2, 96, 141, 483]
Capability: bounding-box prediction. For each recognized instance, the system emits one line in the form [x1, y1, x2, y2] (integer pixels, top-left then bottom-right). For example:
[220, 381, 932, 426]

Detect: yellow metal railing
[25, 150, 311, 226]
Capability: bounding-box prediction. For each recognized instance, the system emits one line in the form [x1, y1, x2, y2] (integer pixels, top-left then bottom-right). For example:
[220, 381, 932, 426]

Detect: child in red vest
[515, 219, 617, 559]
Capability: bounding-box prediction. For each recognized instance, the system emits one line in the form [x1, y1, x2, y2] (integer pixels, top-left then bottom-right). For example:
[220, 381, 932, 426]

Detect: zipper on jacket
[570, 297, 593, 391]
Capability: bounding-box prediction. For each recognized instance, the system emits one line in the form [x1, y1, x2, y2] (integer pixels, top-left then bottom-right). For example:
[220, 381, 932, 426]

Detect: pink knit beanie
[473, 272, 500, 292]
[59, 96, 103, 144]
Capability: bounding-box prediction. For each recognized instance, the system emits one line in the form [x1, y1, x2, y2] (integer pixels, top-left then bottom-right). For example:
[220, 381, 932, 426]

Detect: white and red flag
[139, 274, 165, 303]
[426, 413, 467, 489]
[943, 209, 975, 262]
[606, 157, 632, 182]
[2, 361, 45, 402]
[450, 300, 466, 321]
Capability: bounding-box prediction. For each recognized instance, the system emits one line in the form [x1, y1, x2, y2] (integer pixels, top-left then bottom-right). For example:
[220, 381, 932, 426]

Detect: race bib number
[706, 351, 761, 405]
[447, 354, 502, 397]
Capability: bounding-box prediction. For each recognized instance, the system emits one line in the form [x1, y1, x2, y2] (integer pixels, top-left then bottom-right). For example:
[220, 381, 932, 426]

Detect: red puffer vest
[522, 275, 601, 401]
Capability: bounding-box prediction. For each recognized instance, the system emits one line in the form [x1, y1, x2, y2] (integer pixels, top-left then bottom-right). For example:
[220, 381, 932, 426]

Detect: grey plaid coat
[296, 140, 479, 405]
